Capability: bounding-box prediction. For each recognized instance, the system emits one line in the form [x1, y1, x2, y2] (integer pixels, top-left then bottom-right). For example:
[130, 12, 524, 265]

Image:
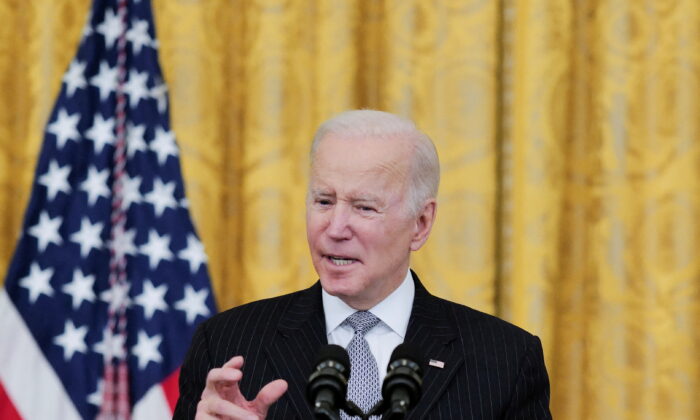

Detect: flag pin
[429, 359, 445, 368]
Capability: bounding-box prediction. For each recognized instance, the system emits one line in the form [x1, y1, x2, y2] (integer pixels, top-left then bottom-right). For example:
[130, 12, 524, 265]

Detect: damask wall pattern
[1, 1, 699, 418]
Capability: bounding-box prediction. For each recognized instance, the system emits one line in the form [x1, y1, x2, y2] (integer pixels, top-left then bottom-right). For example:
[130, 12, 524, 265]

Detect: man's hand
[195, 356, 288, 420]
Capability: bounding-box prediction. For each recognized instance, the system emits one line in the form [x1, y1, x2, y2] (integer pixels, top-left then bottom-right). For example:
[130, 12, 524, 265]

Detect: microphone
[306, 344, 353, 420]
[379, 343, 424, 419]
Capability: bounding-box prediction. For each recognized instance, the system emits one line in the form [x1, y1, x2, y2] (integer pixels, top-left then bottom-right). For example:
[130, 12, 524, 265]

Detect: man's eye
[358, 206, 376, 212]
[316, 199, 332, 206]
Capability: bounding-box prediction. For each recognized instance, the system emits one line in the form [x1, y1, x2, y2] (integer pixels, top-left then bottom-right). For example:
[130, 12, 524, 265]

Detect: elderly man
[173, 110, 551, 419]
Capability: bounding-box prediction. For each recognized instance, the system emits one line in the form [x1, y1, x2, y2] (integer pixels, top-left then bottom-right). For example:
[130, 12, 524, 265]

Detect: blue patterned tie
[342, 311, 382, 419]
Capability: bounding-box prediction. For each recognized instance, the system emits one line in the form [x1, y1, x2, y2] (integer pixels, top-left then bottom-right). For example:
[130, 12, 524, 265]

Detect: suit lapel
[265, 282, 326, 419]
[405, 272, 464, 419]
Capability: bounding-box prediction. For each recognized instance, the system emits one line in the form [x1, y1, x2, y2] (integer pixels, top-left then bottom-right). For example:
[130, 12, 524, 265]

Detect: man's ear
[409, 199, 436, 251]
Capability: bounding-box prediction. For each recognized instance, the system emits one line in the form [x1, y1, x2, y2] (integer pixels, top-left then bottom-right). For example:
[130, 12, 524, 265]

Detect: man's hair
[310, 110, 440, 216]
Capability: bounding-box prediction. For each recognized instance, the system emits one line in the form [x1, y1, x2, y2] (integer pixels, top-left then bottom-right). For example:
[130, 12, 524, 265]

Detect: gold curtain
[1, 0, 699, 418]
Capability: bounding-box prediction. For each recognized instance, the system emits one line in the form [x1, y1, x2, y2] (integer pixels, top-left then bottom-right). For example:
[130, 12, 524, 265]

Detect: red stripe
[0, 381, 22, 420]
[161, 368, 180, 413]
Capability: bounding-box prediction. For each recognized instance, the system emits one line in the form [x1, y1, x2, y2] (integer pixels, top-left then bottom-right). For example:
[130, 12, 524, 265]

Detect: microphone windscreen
[389, 342, 424, 366]
[314, 344, 351, 369]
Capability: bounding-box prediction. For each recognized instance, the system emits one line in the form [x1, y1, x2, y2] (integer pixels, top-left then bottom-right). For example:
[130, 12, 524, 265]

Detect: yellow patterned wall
[1, 1, 699, 418]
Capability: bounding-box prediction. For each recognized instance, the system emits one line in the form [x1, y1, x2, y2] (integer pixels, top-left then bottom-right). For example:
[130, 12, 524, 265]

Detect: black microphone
[306, 344, 352, 420]
[380, 343, 424, 419]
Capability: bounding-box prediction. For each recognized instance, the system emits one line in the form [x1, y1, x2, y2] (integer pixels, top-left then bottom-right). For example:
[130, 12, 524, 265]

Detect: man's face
[306, 133, 429, 310]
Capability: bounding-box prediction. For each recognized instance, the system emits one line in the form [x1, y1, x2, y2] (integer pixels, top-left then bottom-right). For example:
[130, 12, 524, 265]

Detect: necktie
[342, 311, 382, 419]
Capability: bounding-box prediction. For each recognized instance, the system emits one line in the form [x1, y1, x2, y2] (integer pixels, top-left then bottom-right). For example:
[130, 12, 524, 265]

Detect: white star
[150, 81, 168, 113]
[124, 70, 149, 108]
[87, 379, 104, 407]
[85, 113, 115, 154]
[47, 109, 80, 148]
[90, 61, 118, 101]
[110, 227, 137, 262]
[53, 320, 88, 361]
[127, 19, 152, 55]
[132, 330, 162, 369]
[38, 160, 71, 201]
[63, 61, 87, 97]
[134, 279, 168, 320]
[28, 211, 63, 252]
[100, 281, 130, 313]
[69, 217, 104, 258]
[126, 123, 147, 158]
[62, 269, 96, 309]
[178, 234, 208, 274]
[139, 229, 174, 270]
[144, 178, 177, 217]
[81, 166, 110, 206]
[150, 127, 178, 165]
[97, 8, 123, 49]
[19, 262, 54, 304]
[93, 328, 126, 361]
[121, 174, 142, 210]
[174, 285, 211, 324]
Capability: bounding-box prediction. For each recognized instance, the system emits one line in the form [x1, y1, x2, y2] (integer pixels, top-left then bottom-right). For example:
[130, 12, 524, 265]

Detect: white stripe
[132, 383, 171, 420]
[0, 290, 81, 420]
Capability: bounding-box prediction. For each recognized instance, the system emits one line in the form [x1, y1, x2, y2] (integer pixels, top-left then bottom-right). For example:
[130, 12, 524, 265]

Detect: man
[173, 110, 552, 419]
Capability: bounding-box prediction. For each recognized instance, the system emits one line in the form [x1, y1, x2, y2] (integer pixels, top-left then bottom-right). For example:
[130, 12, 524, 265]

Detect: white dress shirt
[322, 270, 414, 382]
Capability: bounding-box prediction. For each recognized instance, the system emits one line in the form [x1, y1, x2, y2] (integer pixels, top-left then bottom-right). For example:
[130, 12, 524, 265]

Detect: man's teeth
[330, 257, 353, 266]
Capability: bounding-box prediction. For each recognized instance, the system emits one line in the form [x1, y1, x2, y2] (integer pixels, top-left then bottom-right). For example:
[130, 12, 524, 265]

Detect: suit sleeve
[503, 335, 552, 420]
[173, 322, 211, 420]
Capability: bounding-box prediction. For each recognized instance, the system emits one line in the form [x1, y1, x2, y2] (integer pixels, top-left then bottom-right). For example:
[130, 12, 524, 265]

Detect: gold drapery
[1, 1, 699, 418]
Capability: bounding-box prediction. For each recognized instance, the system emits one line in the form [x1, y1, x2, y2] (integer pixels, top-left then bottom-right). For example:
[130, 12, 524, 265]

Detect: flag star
[126, 123, 147, 158]
[111, 227, 137, 262]
[97, 8, 123, 49]
[38, 160, 71, 200]
[127, 19, 152, 55]
[93, 328, 126, 361]
[19, 262, 54, 304]
[144, 178, 177, 217]
[85, 113, 115, 154]
[81, 166, 110, 206]
[150, 81, 168, 113]
[53, 320, 88, 361]
[90, 61, 118, 101]
[132, 331, 163, 370]
[150, 127, 178, 165]
[135, 279, 168, 320]
[62, 269, 96, 309]
[178, 234, 207, 274]
[175, 285, 211, 324]
[121, 174, 142, 210]
[47, 108, 80, 148]
[124, 70, 149, 108]
[100, 281, 131, 313]
[28, 211, 63, 252]
[87, 380, 104, 407]
[63, 61, 87, 97]
[139, 230, 174, 270]
[69, 217, 104, 258]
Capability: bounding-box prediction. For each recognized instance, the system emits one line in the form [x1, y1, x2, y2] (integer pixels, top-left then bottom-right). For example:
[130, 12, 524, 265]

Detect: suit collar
[405, 271, 464, 419]
[267, 274, 464, 419]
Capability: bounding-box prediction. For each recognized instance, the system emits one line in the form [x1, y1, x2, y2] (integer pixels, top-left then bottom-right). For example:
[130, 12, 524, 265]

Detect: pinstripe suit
[173, 272, 552, 419]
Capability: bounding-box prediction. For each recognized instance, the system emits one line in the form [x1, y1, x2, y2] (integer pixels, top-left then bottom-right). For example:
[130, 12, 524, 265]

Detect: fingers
[203, 356, 246, 403]
[253, 379, 288, 414]
[196, 397, 259, 420]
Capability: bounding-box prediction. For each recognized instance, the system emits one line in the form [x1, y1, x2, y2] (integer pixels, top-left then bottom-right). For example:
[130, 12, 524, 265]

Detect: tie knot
[345, 311, 380, 335]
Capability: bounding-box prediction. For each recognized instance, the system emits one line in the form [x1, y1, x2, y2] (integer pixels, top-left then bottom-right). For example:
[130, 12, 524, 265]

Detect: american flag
[0, 0, 216, 419]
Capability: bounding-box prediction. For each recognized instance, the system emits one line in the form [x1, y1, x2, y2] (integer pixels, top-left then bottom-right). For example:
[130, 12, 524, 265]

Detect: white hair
[310, 110, 440, 216]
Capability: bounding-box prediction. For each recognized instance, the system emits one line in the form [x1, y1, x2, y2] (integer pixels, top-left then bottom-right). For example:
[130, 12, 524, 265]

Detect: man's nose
[326, 205, 352, 240]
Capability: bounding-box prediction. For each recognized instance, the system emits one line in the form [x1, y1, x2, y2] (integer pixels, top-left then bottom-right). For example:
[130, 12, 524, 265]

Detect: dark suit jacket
[173, 273, 552, 419]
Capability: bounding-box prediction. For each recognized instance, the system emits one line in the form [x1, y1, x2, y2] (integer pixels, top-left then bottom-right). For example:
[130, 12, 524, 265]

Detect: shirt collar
[322, 270, 415, 338]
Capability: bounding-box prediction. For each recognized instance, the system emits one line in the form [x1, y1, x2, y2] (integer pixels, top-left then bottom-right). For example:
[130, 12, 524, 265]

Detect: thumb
[253, 379, 288, 415]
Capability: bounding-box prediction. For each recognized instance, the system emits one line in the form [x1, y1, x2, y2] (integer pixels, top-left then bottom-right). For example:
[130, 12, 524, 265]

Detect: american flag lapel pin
[429, 359, 445, 368]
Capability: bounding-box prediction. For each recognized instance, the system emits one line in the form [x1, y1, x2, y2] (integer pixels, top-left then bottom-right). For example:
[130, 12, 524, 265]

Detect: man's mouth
[326, 255, 357, 266]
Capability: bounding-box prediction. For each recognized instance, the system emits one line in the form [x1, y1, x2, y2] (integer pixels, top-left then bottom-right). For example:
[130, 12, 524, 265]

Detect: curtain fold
[1, 1, 699, 418]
